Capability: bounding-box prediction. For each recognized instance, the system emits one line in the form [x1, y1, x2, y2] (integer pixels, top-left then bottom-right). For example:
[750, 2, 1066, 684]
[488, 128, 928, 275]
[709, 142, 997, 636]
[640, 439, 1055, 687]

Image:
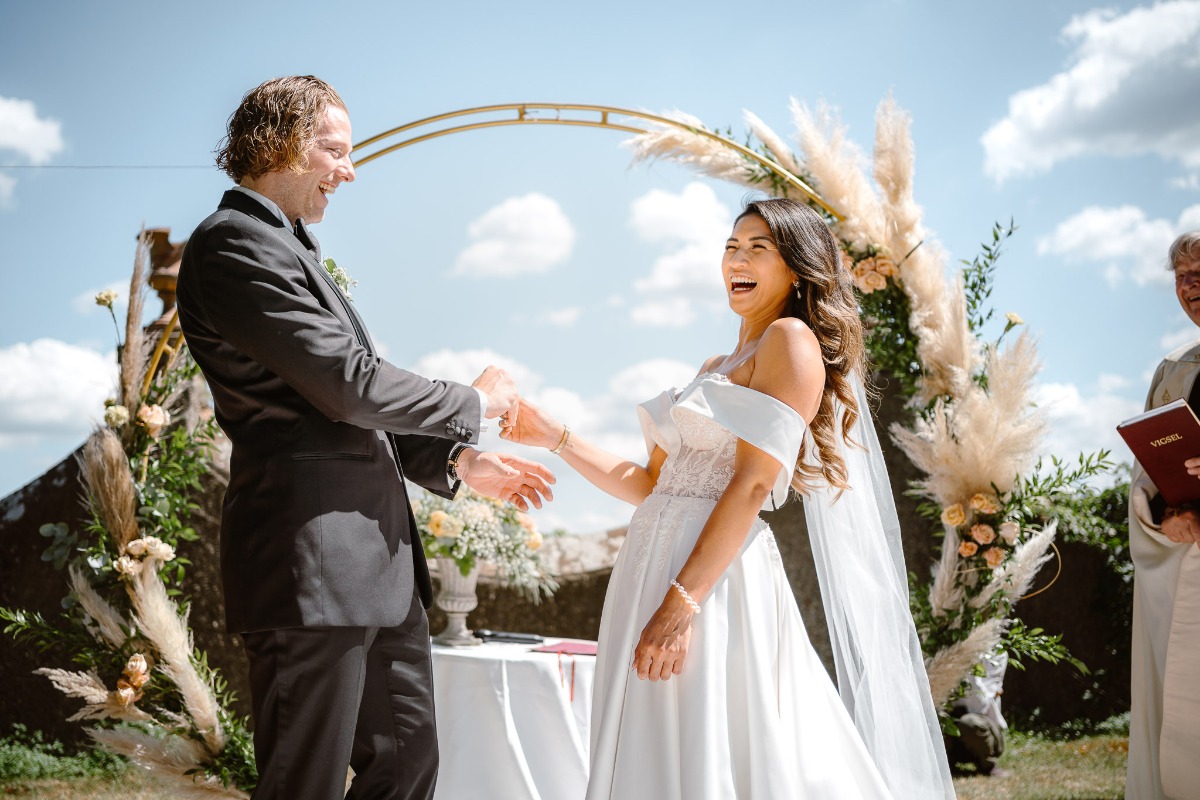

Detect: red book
[1117, 398, 1200, 506]
[532, 640, 598, 656]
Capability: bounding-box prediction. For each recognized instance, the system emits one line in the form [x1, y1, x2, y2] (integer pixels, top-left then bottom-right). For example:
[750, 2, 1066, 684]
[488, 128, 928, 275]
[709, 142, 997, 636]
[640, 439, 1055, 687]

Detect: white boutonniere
[323, 258, 358, 300]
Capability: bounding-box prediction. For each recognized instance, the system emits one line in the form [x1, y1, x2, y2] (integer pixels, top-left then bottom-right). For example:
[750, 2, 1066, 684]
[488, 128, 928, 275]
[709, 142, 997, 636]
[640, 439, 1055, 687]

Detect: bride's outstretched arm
[500, 397, 666, 506]
[633, 318, 824, 682]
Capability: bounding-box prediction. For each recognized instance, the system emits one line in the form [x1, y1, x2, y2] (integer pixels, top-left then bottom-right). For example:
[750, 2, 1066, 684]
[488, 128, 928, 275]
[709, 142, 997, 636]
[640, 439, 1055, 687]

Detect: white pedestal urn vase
[433, 556, 482, 647]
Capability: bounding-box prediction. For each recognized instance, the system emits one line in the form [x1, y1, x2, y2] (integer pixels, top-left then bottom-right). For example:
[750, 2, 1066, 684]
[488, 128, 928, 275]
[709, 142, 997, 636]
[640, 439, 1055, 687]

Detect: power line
[0, 165, 212, 170]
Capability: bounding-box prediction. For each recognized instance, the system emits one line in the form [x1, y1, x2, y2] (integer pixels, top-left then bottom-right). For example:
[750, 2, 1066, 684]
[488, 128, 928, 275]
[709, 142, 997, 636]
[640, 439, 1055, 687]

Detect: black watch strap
[447, 443, 470, 483]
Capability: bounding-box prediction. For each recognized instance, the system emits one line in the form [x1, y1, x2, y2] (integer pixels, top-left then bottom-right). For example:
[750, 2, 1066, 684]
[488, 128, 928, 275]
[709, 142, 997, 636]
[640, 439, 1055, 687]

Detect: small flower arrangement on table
[412, 488, 557, 602]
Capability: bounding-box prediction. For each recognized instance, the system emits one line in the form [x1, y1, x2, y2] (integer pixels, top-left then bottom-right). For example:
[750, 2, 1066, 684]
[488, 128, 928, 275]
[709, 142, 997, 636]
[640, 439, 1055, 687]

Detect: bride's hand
[499, 397, 566, 451]
[632, 592, 695, 681]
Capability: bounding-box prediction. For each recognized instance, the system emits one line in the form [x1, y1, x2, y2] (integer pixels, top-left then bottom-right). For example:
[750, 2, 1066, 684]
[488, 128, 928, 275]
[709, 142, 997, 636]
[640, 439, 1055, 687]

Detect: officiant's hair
[735, 198, 867, 494]
[1168, 231, 1200, 271]
[217, 76, 347, 183]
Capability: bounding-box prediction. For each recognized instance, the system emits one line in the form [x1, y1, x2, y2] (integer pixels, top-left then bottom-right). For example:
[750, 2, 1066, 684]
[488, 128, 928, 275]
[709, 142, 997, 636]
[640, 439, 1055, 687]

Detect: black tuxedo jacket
[177, 190, 480, 633]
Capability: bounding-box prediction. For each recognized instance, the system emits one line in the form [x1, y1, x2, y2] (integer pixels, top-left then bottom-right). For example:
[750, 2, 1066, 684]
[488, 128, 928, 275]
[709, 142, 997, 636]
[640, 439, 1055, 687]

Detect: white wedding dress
[586, 373, 952, 799]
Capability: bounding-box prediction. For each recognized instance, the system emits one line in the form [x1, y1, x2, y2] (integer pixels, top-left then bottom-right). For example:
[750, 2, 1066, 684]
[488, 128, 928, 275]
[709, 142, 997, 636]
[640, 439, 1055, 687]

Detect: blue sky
[2, 0, 1198, 533]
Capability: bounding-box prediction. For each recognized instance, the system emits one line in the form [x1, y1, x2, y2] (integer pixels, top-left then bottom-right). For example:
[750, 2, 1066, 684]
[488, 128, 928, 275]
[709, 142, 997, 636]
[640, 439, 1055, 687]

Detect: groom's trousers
[242, 591, 438, 800]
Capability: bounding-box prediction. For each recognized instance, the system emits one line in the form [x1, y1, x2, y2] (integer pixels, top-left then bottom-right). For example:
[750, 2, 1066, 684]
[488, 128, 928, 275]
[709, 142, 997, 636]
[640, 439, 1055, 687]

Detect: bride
[501, 198, 955, 799]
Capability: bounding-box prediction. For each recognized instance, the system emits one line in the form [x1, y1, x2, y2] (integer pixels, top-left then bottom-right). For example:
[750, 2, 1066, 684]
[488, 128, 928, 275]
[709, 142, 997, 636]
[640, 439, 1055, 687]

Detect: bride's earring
[793, 281, 801, 298]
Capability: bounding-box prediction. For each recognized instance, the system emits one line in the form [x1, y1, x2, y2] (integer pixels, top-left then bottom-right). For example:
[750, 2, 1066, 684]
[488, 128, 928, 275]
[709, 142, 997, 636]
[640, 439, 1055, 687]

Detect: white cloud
[1172, 174, 1200, 191]
[453, 193, 575, 277]
[983, 1, 1200, 181]
[627, 182, 732, 326]
[1162, 324, 1200, 352]
[1037, 203, 1200, 286]
[0, 96, 64, 165]
[1033, 379, 1143, 466]
[0, 172, 15, 209]
[0, 339, 114, 446]
[542, 307, 581, 327]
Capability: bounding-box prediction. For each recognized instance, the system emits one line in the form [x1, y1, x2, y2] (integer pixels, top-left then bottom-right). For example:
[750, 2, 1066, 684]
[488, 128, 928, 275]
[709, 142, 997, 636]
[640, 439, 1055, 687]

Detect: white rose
[114, 555, 143, 577]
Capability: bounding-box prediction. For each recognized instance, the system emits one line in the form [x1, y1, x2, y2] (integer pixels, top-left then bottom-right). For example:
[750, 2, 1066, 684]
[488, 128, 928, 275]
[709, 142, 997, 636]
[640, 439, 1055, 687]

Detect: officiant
[1127, 230, 1200, 800]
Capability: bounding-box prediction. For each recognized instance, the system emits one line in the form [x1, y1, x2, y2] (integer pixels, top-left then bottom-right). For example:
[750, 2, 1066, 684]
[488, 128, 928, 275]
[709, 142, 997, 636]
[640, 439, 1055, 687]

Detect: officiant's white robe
[1128, 339, 1200, 800]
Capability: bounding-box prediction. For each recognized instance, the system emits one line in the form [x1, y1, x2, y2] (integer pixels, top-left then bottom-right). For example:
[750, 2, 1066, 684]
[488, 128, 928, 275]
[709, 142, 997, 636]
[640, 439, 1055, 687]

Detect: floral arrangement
[1, 233, 254, 798]
[624, 97, 1104, 711]
[412, 487, 557, 602]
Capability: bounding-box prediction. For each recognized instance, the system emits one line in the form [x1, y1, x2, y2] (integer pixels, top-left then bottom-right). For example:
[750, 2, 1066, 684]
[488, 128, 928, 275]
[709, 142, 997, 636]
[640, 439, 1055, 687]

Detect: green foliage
[0, 725, 127, 781]
[962, 219, 1018, 337]
[1004, 619, 1088, 674]
[39, 523, 77, 571]
[860, 283, 923, 399]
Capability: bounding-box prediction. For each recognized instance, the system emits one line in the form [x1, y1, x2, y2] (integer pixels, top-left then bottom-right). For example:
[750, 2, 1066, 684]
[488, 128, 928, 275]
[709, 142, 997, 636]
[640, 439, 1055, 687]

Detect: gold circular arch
[352, 103, 841, 220]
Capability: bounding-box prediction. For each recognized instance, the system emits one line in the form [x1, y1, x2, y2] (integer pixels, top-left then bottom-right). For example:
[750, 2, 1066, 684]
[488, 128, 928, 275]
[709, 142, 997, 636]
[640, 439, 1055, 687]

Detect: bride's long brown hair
[738, 199, 868, 494]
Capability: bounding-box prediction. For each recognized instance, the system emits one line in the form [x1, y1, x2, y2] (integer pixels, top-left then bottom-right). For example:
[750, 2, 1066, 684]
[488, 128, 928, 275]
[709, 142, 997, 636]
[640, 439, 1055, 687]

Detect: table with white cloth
[431, 639, 597, 800]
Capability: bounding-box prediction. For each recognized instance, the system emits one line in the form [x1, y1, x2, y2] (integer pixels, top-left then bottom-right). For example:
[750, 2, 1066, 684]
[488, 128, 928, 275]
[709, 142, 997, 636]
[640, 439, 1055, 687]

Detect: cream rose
[958, 541, 979, 558]
[970, 524, 996, 545]
[941, 503, 967, 527]
[984, 546, 1006, 569]
[526, 529, 544, 551]
[114, 684, 139, 706]
[1005, 311, 1024, 326]
[969, 493, 1001, 515]
[104, 404, 130, 428]
[144, 537, 176, 562]
[126, 538, 148, 557]
[999, 521, 1020, 545]
[136, 404, 170, 437]
[114, 555, 143, 577]
[95, 289, 119, 308]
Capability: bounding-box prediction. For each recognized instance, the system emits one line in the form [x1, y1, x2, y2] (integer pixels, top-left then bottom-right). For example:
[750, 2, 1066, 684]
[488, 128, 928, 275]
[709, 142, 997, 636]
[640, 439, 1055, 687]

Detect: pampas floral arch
[1, 96, 1094, 797]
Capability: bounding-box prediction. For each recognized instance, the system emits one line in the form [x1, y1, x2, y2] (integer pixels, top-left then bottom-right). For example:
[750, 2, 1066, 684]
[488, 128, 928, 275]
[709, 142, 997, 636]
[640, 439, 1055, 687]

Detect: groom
[176, 76, 554, 800]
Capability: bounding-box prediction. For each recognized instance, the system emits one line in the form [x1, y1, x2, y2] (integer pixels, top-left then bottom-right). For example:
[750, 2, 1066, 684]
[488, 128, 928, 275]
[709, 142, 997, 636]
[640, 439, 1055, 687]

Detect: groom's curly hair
[738, 199, 869, 495]
[216, 76, 346, 183]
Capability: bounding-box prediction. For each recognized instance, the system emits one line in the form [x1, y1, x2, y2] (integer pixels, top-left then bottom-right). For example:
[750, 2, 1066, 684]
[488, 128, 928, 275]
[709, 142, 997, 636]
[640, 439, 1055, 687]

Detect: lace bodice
[651, 405, 737, 500]
[637, 373, 806, 508]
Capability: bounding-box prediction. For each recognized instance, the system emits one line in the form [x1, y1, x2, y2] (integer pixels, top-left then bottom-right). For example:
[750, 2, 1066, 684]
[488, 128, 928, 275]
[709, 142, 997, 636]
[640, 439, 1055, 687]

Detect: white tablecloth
[432, 640, 596, 800]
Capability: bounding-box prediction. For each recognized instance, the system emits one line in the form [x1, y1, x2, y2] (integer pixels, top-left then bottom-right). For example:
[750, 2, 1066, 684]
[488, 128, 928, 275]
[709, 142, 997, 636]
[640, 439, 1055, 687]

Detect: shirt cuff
[474, 387, 490, 434]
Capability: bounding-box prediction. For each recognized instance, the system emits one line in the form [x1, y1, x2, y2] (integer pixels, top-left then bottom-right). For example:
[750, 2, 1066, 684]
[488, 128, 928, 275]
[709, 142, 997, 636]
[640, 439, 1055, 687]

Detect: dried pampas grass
[972, 522, 1058, 611]
[119, 231, 151, 411]
[90, 727, 249, 799]
[625, 111, 759, 190]
[78, 427, 139, 551]
[126, 555, 225, 754]
[34, 668, 152, 723]
[925, 617, 1005, 708]
[69, 565, 132, 648]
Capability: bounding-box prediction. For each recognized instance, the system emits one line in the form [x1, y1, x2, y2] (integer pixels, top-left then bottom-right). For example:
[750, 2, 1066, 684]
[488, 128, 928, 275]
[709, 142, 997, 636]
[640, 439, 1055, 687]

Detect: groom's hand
[472, 366, 518, 420]
[457, 449, 555, 511]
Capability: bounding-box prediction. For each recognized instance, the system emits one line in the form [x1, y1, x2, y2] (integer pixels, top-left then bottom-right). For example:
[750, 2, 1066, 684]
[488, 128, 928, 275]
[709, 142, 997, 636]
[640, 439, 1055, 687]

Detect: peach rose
[428, 510, 462, 539]
[969, 493, 1001, 515]
[114, 555, 143, 577]
[941, 503, 967, 527]
[999, 521, 1020, 545]
[136, 404, 170, 437]
[841, 251, 856, 271]
[124, 654, 150, 689]
[970, 524, 996, 545]
[958, 541, 978, 558]
[526, 529, 544, 551]
[985, 547, 1006, 569]
[873, 254, 898, 277]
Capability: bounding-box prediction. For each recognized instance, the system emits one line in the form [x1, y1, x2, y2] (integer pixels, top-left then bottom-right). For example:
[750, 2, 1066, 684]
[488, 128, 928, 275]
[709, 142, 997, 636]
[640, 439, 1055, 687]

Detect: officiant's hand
[498, 397, 564, 451]
[632, 593, 694, 682]
[1185, 456, 1200, 477]
[1162, 506, 1200, 545]
[456, 449, 555, 511]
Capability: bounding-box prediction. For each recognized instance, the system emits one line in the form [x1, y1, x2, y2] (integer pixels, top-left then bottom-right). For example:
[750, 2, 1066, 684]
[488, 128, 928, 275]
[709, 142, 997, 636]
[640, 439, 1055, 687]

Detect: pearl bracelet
[670, 579, 701, 614]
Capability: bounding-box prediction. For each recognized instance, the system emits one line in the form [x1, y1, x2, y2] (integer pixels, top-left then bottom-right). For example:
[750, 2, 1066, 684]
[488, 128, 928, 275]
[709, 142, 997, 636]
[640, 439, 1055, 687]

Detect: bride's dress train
[586, 373, 900, 799]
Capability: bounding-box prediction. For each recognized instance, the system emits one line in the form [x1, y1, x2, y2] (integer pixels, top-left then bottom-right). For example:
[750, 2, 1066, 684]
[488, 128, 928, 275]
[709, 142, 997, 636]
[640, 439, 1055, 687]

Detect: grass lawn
[2, 733, 1128, 799]
[952, 732, 1128, 800]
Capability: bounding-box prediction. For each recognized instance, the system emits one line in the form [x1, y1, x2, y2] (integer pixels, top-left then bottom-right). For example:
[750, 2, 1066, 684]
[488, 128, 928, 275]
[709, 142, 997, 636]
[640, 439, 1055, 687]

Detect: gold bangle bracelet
[550, 425, 571, 455]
